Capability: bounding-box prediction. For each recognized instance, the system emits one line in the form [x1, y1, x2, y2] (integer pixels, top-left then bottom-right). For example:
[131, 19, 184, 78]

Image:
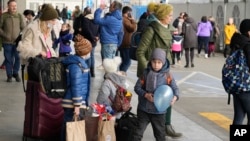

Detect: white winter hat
[103, 57, 122, 73]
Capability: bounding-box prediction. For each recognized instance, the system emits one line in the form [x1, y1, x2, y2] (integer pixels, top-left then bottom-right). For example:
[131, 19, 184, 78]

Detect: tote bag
[66, 116, 86, 141]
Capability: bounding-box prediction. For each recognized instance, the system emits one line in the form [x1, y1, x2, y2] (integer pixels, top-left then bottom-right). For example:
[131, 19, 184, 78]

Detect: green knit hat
[40, 4, 58, 21]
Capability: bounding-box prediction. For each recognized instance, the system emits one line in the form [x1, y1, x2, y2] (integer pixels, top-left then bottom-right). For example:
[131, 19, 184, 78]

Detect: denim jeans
[232, 93, 250, 125]
[101, 44, 117, 59]
[133, 109, 166, 141]
[119, 47, 131, 72]
[86, 46, 96, 68]
[197, 36, 210, 54]
[3, 43, 20, 77]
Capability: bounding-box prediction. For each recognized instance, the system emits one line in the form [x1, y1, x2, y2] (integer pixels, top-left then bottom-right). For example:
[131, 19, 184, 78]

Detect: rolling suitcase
[22, 80, 64, 141]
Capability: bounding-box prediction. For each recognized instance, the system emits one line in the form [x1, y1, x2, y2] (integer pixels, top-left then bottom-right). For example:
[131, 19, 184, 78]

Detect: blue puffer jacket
[134, 59, 180, 114]
[94, 8, 123, 46]
[61, 55, 90, 108]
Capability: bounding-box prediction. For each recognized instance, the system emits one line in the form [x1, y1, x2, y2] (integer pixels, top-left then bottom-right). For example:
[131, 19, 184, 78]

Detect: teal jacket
[136, 21, 174, 77]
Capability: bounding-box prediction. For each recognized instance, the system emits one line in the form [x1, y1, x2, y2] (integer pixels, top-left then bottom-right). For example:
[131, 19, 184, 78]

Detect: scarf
[146, 70, 158, 93]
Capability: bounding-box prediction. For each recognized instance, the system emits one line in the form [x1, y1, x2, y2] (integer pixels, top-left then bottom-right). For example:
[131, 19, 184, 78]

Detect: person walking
[182, 13, 197, 68]
[196, 16, 213, 58]
[0, 0, 26, 82]
[136, 3, 182, 138]
[94, 1, 123, 60]
[224, 17, 237, 58]
[229, 19, 250, 125]
[119, 6, 137, 72]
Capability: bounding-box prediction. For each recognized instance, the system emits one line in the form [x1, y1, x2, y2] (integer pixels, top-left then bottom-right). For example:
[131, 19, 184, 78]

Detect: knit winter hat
[240, 19, 250, 34]
[151, 48, 166, 65]
[74, 34, 92, 56]
[154, 4, 173, 20]
[40, 4, 58, 21]
[103, 57, 122, 73]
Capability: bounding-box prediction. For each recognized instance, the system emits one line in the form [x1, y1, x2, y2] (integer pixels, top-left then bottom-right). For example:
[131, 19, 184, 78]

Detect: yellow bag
[98, 115, 116, 141]
[66, 115, 86, 141]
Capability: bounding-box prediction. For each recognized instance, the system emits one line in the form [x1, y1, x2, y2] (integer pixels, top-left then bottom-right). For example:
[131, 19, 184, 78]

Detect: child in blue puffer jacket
[54, 23, 73, 57]
[60, 34, 92, 141]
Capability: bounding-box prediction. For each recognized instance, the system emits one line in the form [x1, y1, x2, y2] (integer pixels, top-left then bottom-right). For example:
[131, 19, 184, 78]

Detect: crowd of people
[0, 0, 249, 141]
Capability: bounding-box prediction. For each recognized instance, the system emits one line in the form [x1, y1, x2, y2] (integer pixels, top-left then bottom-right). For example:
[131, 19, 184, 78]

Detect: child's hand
[171, 96, 177, 105]
[144, 93, 154, 102]
[74, 106, 80, 116]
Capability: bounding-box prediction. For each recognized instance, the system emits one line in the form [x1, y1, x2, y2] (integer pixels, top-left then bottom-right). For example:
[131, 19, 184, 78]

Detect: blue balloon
[154, 85, 174, 112]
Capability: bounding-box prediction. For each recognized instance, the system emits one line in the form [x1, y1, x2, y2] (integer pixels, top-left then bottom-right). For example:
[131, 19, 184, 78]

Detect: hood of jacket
[104, 72, 127, 88]
[61, 55, 88, 68]
[85, 13, 94, 20]
[230, 32, 250, 50]
[110, 9, 122, 20]
[185, 17, 195, 24]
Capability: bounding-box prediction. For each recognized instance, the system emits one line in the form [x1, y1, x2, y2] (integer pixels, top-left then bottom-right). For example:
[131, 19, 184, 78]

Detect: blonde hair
[39, 20, 51, 36]
[147, 2, 157, 13]
[154, 4, 173, 20]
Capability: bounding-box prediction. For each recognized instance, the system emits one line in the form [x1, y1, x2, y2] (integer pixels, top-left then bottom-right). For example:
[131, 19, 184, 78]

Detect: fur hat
[154, 4, 173, 20]
[150, 48, 166, 65]
[74, 34, 92, 56]
[40, 4, 58, 21]
[240, 19, 250, 34]
[103, 57, 122, 73]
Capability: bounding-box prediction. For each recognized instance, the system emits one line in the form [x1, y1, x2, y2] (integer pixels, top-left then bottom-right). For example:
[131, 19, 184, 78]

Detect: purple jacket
[197, 22, 212, 37]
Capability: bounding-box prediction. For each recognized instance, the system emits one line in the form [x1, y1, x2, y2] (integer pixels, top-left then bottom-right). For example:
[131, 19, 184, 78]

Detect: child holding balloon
[133, 48, 180, 141]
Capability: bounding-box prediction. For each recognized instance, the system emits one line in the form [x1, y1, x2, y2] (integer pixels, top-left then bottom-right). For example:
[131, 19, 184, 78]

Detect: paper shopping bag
[98, 118, 116, 141]
[66, 116, 86, 141]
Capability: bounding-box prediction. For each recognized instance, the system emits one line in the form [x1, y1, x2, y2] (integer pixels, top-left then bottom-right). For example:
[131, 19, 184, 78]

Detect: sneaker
[97, 64, 104, 70]
[191, 64, 194, 67]
[205, 54, 208, 58]
[184, 64, 189, 68]
[13, 74, 21, 82]
[165, 125, 182, 138]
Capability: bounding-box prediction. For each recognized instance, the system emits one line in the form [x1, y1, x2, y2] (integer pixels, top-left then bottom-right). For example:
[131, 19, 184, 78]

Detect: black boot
[13, 74, 21, 82]
[90, 67, 95, 77]
[7, 75, 12, 82]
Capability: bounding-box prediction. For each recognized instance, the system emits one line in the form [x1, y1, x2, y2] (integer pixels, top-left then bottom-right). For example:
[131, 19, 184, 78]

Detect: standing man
[94, 1, 123, 60]
[0, 0, 25, 82]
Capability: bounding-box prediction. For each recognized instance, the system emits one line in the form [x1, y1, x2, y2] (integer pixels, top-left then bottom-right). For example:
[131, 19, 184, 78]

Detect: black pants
[224, 44, 230, 58]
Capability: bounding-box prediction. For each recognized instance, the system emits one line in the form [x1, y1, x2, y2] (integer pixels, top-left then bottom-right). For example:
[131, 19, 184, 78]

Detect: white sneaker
[97, 64, 104, 70]
[205, 54, 208, 59]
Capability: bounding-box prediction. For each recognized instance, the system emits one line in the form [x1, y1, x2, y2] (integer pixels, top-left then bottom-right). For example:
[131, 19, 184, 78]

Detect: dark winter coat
[80, 14, 99, 47]
[182, 17, 198, 49]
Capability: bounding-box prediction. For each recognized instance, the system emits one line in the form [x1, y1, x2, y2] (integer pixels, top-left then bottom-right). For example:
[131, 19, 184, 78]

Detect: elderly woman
[135, 3, 182, 140]
[17, 4, 58, 61]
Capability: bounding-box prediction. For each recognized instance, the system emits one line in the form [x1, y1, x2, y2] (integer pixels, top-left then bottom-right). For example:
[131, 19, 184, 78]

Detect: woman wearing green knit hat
[135, 3, 182, 140]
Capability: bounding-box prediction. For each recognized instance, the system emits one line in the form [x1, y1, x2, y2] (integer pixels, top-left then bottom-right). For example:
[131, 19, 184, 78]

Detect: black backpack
[24, 57, 67, 98]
